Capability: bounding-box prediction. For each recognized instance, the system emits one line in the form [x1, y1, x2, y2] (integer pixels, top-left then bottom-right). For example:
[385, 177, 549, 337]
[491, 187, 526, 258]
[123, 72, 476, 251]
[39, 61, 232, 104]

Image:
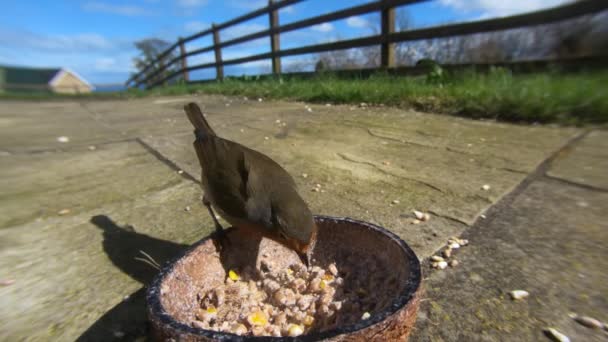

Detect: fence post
[178, 37, 190, 82]
[212, 24, 224, 81]
[268, 0, 281, 75]
[380, 1, 395, 68]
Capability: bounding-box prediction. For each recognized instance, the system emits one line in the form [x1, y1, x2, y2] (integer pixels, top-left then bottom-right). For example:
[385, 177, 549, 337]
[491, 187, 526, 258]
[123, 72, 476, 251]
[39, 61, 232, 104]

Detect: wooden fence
[125, 0, 608, 89]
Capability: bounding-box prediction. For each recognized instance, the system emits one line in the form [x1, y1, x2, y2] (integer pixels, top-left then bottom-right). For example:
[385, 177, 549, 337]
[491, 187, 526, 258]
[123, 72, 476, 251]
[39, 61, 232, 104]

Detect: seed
[184, 206, 191, 212]
[543, 328, 570, 342]
[258, 98, 263, 102]
[58, 209, 70, 216]
[413, 210, 425, 220]
[443, 249, 452, 258]
[88, 145, 96, 151]
[177, 170, 184, 174]
[437, 261, 448, 269]
[423, 213, 431, 221]
[302, 173, 308, 178]
[228, 270, 240, 281]
[192, 320, 206, 329]
[232, 323, 248, 335]
[392, 199, 400, 205]
[569, 313, 602, 329]
[481, 184, 491, 191]
[247, 311, 268, 326]
[449, 260, 459, 267]
[509, 290, 529, 300]
[361, 312, 371, 320]
[431, 255, 444, 262]
[303, 315, 315, 326]
[275, 119, 281, 123]
[264, 136, 269, 140]
[287, 324, 304, 337]
[411, 219, 421, 224]
[328, 263, 338, 276]
[57, 136, 70, 143]
[449, 242, 461, 249]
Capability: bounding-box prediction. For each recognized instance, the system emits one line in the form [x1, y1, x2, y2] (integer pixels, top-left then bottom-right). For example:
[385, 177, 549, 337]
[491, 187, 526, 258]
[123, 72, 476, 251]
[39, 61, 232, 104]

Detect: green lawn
[3, 68, 607, 125]
[129, 69, 608, 125]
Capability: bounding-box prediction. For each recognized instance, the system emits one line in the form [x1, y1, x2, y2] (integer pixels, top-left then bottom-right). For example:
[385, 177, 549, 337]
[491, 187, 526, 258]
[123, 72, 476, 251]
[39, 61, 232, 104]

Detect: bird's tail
[184, 102, 217, 137]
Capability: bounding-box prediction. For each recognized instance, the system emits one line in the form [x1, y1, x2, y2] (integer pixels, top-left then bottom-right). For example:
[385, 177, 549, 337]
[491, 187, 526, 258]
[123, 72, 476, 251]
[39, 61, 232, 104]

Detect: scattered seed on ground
[509, 290, 529, 300]
[543, 328, 570, 342]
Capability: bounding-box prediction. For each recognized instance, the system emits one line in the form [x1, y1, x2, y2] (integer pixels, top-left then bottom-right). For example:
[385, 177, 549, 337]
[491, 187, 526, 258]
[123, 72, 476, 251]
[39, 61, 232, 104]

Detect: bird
[184, 102, 317, 266]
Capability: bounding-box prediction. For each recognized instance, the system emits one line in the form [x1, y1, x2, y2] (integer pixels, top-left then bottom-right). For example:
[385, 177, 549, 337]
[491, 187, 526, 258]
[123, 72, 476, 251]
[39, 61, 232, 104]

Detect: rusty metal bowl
[147, 215, 422, 341]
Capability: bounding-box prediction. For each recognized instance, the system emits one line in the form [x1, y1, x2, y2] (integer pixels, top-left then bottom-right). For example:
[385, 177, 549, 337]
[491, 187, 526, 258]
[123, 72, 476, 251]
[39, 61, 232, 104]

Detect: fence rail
[126, 0, 608, 89]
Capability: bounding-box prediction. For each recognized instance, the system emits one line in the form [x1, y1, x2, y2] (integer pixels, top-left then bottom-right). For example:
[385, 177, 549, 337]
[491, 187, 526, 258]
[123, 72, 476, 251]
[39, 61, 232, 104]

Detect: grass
[3, 68, 607, 125]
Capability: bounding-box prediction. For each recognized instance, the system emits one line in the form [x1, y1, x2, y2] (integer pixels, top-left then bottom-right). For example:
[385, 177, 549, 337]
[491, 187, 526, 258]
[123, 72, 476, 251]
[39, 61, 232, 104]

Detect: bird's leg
[203, 195, 230, 249]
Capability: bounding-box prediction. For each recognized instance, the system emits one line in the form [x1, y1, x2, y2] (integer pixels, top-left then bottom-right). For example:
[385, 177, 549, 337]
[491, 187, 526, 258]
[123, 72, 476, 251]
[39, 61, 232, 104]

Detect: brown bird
[184, 103, 317, 266]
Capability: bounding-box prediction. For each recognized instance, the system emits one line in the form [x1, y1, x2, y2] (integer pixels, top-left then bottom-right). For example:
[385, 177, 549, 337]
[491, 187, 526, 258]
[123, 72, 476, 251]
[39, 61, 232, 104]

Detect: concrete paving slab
[412, 179, 608, 341]
[0, 179, 215, 341]
[0, 141, 183, 228]
[0, 95, 591, 341]
[0, 101, 122, 153]
[547, 130, 608, 190]
[142, 98, 578, 239]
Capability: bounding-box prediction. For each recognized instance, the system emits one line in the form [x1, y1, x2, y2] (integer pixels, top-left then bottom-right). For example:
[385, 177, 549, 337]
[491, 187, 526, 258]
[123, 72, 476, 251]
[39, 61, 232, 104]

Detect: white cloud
[184, 21, 208, 33]
[0, 28, 126, 52]
[439, 0, 571, 17]
[0, 27, 136, 83]
[311, 23, 334, 32]
[282, 5, 296, 14]
[93, 57, 133, 73]
[177, 0, 208, 8]
[82, 2, 153, 16]
[346, 16, 370, 29]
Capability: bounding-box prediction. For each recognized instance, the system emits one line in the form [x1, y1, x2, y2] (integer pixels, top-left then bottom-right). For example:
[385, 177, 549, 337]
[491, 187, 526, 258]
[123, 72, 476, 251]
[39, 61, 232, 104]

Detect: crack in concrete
[544, 172, 608, 193]
[336, 152, 445, 194]
[364, 126, 522, 171]
[423, 129, 591, 264]
[134, 138, 200, 185]
[426, 210, 470, 226]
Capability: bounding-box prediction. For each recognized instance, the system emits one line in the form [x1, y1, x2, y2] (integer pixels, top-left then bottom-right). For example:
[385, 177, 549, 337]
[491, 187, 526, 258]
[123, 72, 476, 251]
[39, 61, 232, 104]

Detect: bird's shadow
[76, 215, 189, 342]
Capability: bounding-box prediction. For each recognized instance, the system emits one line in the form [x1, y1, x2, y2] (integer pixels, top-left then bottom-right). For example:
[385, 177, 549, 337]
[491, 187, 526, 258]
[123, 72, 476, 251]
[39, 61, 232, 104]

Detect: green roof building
[0, 65, 93, 94]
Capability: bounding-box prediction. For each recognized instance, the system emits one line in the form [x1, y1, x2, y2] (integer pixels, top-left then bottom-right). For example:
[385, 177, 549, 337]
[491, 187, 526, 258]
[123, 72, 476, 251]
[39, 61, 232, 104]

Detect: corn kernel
[319, 280, 327, 289]
[322, 274, 334, 281]
[361, 312, 371, 320]
[286, 268, 294, 275]
[206, 306, 217, 314]
[247, 311, 268, 326]
[303, 315, 315, 326]
[287, 324, 304, 337]
[228, 270, 240, 281]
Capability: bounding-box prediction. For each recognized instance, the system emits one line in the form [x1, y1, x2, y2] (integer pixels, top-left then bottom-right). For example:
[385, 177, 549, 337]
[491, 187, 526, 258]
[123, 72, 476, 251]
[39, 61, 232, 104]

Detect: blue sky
[0, 0, 569, 85]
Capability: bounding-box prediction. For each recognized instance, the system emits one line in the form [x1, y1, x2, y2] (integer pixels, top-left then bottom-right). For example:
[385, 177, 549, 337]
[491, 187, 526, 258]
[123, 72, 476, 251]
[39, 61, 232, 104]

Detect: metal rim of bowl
[146, 215, 422, 341]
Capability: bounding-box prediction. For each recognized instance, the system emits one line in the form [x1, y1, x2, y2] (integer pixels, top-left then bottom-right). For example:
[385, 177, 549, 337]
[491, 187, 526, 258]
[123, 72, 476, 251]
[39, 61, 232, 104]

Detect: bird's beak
[297, 251, 310, 268]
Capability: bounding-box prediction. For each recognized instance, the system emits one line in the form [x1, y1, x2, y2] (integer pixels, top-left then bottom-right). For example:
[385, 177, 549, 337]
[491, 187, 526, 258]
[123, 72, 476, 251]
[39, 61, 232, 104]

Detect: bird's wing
[242, 147, 298, 233]
[198, 137, 249, 220]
